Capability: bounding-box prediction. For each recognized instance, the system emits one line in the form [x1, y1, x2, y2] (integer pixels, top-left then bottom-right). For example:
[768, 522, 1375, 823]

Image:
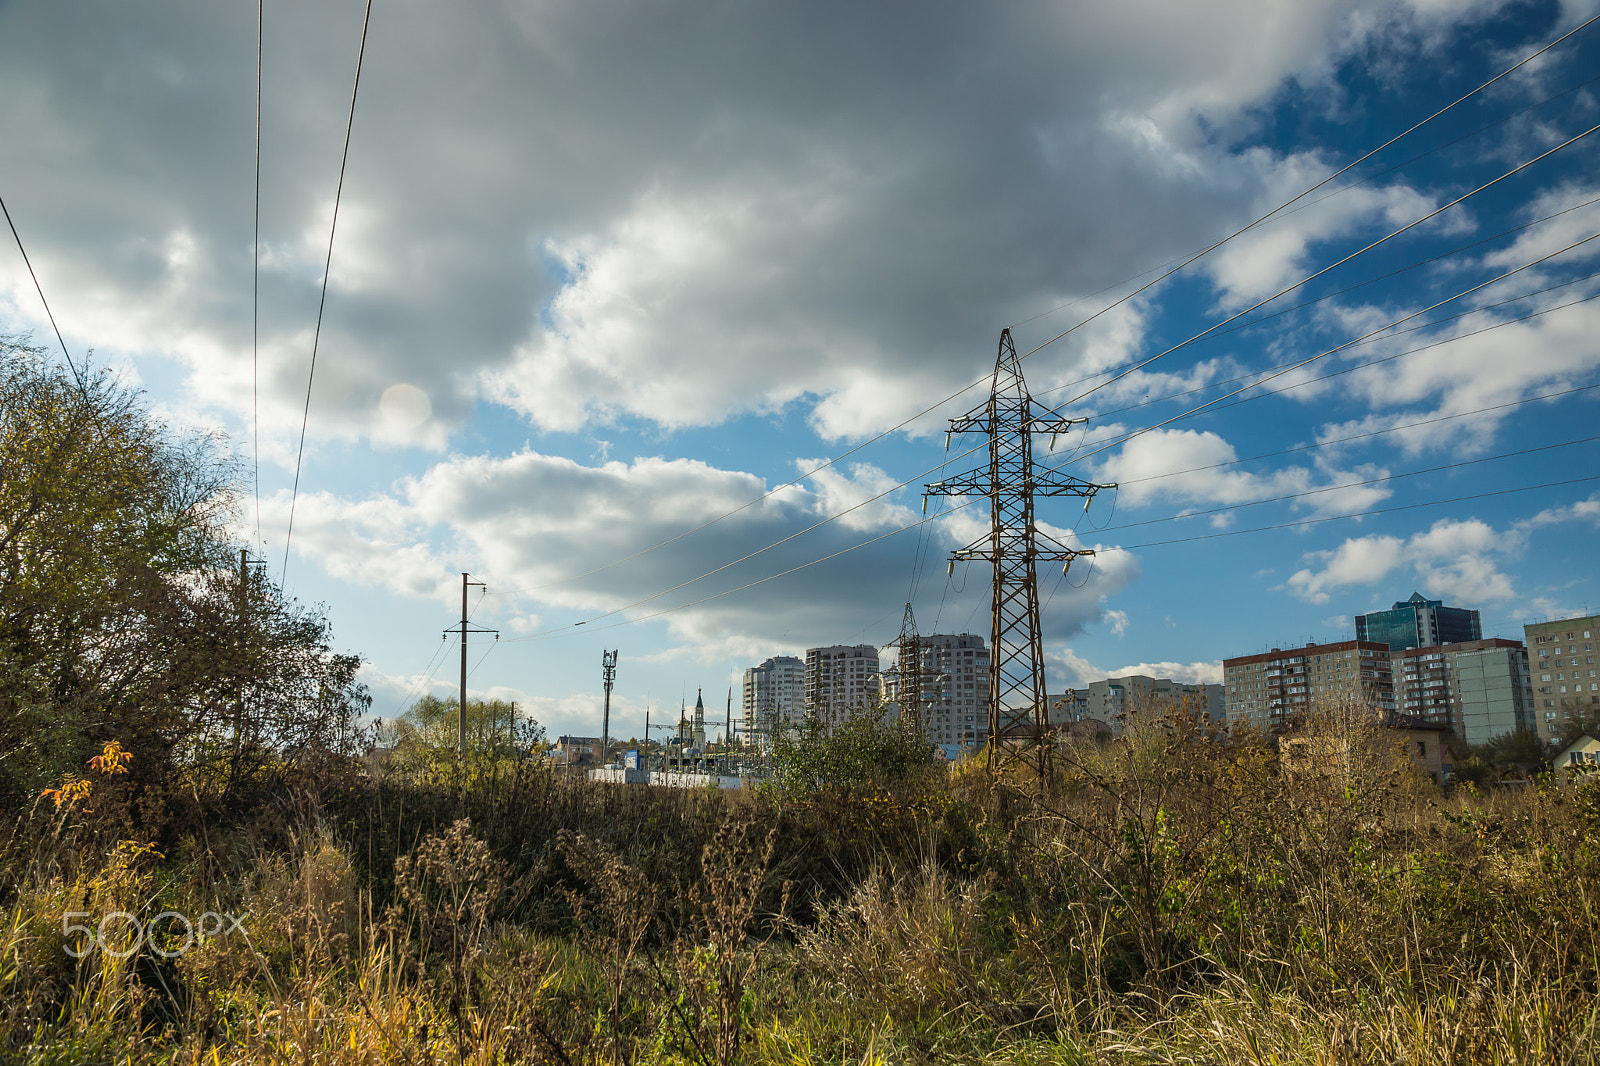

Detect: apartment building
[1223, 640, 1395, 731]
[1389, 638, 1532, 744]
[741, 655, 805, 741]
[804, 644, 882, 725]
[879, 633, 990, 752]
[1357, 592, 1481, 651]
[1063, 675, 1224, 734]
[1525, 614, 1600, 745]
[1047, 690, 1090, 725]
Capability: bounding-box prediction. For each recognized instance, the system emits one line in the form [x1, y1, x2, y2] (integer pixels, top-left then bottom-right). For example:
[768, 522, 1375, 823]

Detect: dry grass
[2, 738, 1598, 1065]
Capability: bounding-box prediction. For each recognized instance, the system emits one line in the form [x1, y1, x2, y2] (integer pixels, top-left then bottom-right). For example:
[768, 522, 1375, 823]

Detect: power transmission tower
[600, 649, 618, 765]
[924, 328, 1112, 773]
[885, 602, 927, 737]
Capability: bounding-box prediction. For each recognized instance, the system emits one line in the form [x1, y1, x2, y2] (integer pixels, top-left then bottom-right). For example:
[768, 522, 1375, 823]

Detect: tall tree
[0, 339, 368, 808]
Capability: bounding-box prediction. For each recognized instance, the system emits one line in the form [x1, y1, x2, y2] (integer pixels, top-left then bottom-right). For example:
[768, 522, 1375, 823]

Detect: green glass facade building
[1356, 592, 1481, 652]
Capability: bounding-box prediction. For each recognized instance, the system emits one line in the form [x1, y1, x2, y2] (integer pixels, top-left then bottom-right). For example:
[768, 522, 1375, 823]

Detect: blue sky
[2, 0, 1598, 742]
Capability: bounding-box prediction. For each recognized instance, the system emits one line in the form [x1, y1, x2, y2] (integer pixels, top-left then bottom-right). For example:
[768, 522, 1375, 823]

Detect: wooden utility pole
[234, 549, 266, 780]
[237, 548, 249, 756]
[447, 573, 495, 757]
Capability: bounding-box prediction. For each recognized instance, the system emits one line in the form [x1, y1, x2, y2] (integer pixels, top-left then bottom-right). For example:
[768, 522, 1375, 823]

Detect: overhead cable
[1084, 281, 1600, 426]
[1114, 475, 1600, 551]
[499, 469, 1600, 644]
[479, 21, 1596, 599]
[252, 0, 264, 550]
[1114, 380, 1599, 488]
[1058, 228, 1600, 467]
[1037, 121, 1600, 413]
[1015, 12, 1600, 372]
[0, 194, 85, 393]
[1095, 434, 1600, 533]
[281, 0, 375, 586]
[497, 436, 990, 631]
[500, 499, 982, 645]
[489, 236, 1599, 642]
[1027, 191, 1600, 410]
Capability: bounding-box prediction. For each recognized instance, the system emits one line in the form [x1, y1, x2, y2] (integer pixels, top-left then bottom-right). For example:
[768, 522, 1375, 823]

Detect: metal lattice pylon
[924, 328, 1111, 773]
[884, 602, 927, 736]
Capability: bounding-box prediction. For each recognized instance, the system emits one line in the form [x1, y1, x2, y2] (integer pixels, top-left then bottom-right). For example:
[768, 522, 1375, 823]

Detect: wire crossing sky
[0, 0, 1597, 740]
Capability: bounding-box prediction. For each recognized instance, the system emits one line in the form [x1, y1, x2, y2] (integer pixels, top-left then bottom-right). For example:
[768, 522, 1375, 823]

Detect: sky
[2, 0, 1599, 744]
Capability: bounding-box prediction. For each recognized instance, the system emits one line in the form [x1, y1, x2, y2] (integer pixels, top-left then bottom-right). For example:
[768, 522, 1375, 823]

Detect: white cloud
[1092, 427, 1394, 518]
[1517, 492, 1600, 530]
[259, 489, 462, 606]
[1202, 152, 1437, 309]
[1286, 517, 1519, 605]
[268, 445, 1137, 660]
[1051, 647, 1223, 687]
[1288, 488, 1600, 608]
[1286, 533, 1406, 603]
[796, 459, 918, 532]
[1481, 183, 1600, 275]
[0, 0, 1526, 445]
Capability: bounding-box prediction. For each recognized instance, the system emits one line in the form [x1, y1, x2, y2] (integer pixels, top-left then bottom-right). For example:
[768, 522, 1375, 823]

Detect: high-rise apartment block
[1525, 614, 1600, 745]
[741, 655, 805, 741]
[1357, 592, 1481, 651]
[1389, 639, 1532, 745]
[804, 644, 882, 724]
[879, 633, 990, 752]
[1047, 690, 1090, 725]
[1057, 676, 1224, 734]
[1223, 640, 1395, 731]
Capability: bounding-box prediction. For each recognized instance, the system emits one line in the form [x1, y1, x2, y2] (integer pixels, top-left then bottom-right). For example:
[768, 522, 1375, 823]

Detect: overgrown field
[4, 717, 1598, 1066]
[5, 322, 1598, 1063]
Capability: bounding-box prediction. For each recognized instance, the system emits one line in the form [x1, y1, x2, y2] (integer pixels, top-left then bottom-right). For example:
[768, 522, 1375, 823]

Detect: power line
[485, 386, 994, 597]
[501, 498, 982, 645]
[1015, 12, 1600, 375]
[505, 463, 1600, 646]
[1035, 120, 1600, 415]
[1058, 228, 1600, 468]
[1267, 71, 1600, 226]
[1181, 290, 1600, 422]
[1008, 65, 1600, 336]
[496, 435, 991, 632]
[387, 635, 454, 718]
[1023, 190, 1600, 416]
[1113, 475, 1600, 551]
[1084, 282, 1600, 428]
[1023, 192, 1600, 414]
[281, 0, 375, 585]
[0, 194, 84, 393]
[490, 388, 1593, 646]
[466, 639, 497, 681]
[1150, 193, 1600, 349]
[488, 235, 1598, 643]
[1095, 434, 1600, 533]
[1113, 380, 1600, 488]
[252, 0, 264, 550]
[481, 23, 1595, 602]
[1330, 274, 1600, 350]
